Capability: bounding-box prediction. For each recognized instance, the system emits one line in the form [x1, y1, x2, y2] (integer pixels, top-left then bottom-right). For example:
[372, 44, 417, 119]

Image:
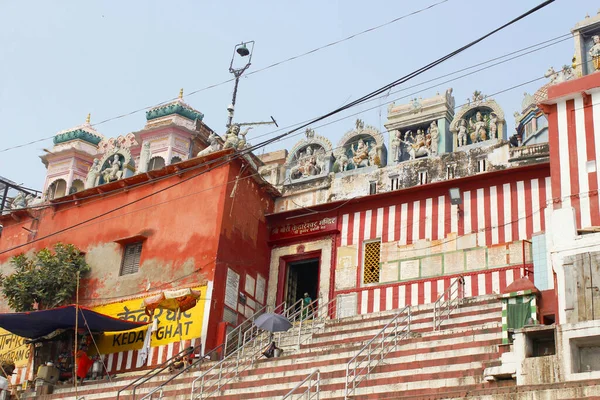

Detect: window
[390, 175, 399, 191]
[171, 156, 182, 164]
[446, 165, 456, 180]
[476, 159, 486, 173]
[363, 240, 381, 284]
[418, 171, 428, 185]
[369, 181, 377, 195]
[120, 242, 143, 276]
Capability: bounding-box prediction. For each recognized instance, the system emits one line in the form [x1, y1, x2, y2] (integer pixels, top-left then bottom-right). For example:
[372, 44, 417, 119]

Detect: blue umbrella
[254, 313, 292, 332]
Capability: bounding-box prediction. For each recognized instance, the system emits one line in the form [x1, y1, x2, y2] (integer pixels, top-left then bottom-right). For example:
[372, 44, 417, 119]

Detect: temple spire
[86, 113, 91, 124]
[179, 88, 184, 99]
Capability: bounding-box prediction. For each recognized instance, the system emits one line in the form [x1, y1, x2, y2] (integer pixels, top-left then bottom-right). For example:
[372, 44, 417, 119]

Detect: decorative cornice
[54, 127, 103, 146]
[146, 101, 204, 122]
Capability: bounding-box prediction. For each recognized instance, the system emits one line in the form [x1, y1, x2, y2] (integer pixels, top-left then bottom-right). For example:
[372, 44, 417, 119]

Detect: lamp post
[227, 41, 255, 128]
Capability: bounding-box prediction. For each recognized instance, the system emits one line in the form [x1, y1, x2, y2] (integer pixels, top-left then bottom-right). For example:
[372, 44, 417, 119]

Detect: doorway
[285, 258, 320, 308]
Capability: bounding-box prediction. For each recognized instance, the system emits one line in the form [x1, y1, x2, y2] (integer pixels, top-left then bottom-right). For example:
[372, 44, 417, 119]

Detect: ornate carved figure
[290, 145, 322, 179]
[138, 142, 151, 174]
[355, 119, 365, 132]
[590, 35, 600, 71]
[401, 130, 429, 160]
[489, 113, 498, 140]
[335, 149, 349, 172]
[198, 132, 222, 157]
[237, 127, 252, 150]
[85, 159, 101, 189]
[223, 125, 241, 150]
[469, 111, 487, 144]
[428, 121, 439, 155]
[457, 119, 468, 147]
[102, 154, 122, 183]
[10, 192, 27, 210]
[391, 130, 402, 162]
[351, 139, 370, 168]
[305, 128, 315, 140]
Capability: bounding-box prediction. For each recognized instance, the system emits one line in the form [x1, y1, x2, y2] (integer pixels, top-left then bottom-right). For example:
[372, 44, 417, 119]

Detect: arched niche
[148, 156, 166, 171]
[70, 179, 85, 194]
[170, 156, 182, 165]
[284, 129, 333, 184]
[47, 179, 67, 200]
[97, 147, 135, 185]
[333, 120, 387, 172]
[449, 94, 506, 149]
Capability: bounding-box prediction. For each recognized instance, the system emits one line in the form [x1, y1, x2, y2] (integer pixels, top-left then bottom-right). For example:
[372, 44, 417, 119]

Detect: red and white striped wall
[340, 177, 551, 248]
[337, 265, 528, 316]
[101, 338, 198, 374]
[11, 339, 199, 386]
[545, 75, 600, 229]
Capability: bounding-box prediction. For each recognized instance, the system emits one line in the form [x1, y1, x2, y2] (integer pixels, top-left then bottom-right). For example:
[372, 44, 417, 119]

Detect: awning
[0, 305, 148, 339]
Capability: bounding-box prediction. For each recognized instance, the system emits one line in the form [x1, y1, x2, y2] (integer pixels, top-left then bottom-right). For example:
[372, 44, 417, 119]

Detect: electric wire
[0, 0, 451, 154]
[0, 1, 555, 255]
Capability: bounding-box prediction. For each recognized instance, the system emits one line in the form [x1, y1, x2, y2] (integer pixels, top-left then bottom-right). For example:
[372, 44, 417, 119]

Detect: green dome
[53, 128, 103, 145]
[146, 102, 204, 122]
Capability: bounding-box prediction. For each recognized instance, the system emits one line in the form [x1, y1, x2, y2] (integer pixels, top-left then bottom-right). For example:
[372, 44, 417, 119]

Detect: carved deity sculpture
[457, 119, 468, 147]
[351, 139, 370, 168]
[401, 130, 429, 160]
[198, 132, 222, 157]
[10, 191, 27, 210]
[391, 130, 402, 162]
[102, 154, 122, 183]
[590, 35, 600, 71]
[223, 125, 240, 150]
[290, 146, 322, 179]
[489, 113, 498, 140]
[335, 149, 349, 172]
[469, 111, 487, 143]
[237, 127, 252, 150]
[428, 121, 439, 155]
[138, 142, 151, 174]
[85, 159, 101, 189]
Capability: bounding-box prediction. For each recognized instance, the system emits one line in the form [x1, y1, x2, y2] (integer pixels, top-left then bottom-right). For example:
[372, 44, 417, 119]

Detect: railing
[281, 369, 321, 400]
[117, 343, 202, 400]
[344, 305, 411, 400]
[278, 296, 338, 350]
[138, 344, 223, 400]
[433, 276, 465, 331]
[190, 328, 271, 399]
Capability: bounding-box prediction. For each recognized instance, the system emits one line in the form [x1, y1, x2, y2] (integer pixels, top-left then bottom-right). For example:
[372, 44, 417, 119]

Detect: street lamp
[227, 41, 255, 128]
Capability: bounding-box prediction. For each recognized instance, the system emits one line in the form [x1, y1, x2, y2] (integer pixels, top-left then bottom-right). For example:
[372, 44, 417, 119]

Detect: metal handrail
[190, 329, 271, 400]
[117, 343, 201, 400]
[223, 301, 287, 356]
[138, 343, 223, 400]
[281, 369, 321, 400]
[433, 276, 465, 331]
[344, 305, 411, 400]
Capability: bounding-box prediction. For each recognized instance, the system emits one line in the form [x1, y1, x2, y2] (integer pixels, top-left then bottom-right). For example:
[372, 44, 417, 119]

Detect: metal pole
[226, 73, 241, 128]
[74, 270, 80, 395]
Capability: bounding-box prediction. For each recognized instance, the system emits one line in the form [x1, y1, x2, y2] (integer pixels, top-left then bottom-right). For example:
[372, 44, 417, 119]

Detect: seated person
[168, 347, 195, 372]
[262, 341, 282, 359]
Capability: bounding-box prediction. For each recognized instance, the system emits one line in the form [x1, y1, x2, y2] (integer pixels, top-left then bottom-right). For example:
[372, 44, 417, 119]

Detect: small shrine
[449, 91, 506, 150]
[284, 128, 333, 184]
[385, 89, 455, 164]
[41, 114, 103, 199]
[332, 120, 387, 173]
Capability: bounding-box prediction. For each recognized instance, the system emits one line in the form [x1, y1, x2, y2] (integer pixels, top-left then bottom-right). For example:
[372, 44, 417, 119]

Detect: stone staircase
[29, 295, 600, 399]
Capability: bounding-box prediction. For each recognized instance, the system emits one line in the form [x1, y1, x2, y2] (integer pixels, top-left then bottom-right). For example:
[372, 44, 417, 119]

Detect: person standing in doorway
[302, 293, 315, 320]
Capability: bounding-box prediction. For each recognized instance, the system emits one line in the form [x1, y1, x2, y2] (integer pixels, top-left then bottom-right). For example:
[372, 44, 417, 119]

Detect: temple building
[0, 11, 599, 399]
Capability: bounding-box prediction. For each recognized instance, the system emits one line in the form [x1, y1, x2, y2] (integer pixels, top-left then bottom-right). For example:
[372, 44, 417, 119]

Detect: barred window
[120, 242, 143, 276]
[363, 240, 381, 284]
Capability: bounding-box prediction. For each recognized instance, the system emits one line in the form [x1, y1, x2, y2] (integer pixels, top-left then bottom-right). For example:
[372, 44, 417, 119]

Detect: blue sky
[0, 0, 597, 189]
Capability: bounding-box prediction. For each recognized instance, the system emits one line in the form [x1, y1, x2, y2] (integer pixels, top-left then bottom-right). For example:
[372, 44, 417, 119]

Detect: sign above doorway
[270, 216, 338, 242]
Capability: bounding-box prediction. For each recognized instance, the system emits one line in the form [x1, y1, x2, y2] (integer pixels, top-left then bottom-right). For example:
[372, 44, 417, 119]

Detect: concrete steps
[35, 295, 515, 400]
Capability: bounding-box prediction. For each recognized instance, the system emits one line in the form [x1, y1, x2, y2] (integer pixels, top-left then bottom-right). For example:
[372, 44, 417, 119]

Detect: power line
[0, 0, 451, 154]
[5, 31, 570, 219]
[0, 1, 554, 255]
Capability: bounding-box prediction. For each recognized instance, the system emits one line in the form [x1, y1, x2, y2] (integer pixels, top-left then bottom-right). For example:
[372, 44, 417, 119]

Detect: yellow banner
[0, 330, 30, 368]
[93, 285, 206, 354]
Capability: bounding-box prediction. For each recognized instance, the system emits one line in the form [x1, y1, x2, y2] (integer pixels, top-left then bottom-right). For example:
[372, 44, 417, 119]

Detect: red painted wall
[0, 155, 275, 351]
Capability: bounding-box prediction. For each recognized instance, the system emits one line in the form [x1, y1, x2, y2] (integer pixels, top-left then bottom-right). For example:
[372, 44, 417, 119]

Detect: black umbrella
[254, 313, 292, 333]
